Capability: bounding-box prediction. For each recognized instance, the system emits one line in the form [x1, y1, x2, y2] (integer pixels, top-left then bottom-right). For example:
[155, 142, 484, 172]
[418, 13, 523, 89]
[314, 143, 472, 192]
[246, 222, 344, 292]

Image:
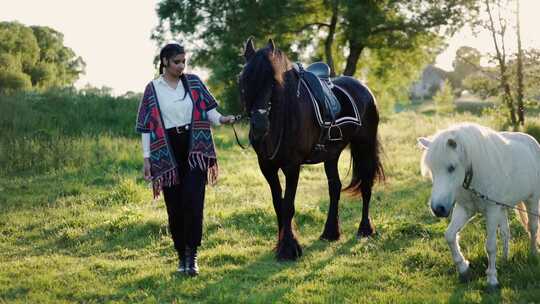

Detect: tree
[154, 0, 478, 112]
[484, 0, 517, 127]
[448, 46, 482, 90]
[339, 1, 479, 77]
[0, 21, 85, 93]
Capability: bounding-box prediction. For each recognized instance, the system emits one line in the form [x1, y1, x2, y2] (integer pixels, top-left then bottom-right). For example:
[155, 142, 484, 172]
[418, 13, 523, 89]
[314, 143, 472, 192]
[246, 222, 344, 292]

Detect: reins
[462, 169, 540, 218]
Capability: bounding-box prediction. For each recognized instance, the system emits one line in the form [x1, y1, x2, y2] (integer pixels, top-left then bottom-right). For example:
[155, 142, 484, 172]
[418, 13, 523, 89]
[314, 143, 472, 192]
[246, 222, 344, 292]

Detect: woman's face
[164, 53, 186, 77]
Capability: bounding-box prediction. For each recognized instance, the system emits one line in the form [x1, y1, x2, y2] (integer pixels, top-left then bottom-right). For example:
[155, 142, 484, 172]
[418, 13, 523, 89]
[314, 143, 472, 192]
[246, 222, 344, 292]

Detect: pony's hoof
[320, 229, 340, 242]
[486, 283, 500, 293]
[458, 269, 473, 283]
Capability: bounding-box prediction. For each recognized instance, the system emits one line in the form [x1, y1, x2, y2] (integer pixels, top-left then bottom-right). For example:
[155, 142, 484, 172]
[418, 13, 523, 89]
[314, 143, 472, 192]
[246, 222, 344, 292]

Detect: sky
[2, 0, 540, 95]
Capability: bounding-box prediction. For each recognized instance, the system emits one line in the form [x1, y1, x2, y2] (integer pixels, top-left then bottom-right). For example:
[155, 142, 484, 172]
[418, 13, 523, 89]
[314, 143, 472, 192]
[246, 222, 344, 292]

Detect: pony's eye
[448, 165, 455, 173]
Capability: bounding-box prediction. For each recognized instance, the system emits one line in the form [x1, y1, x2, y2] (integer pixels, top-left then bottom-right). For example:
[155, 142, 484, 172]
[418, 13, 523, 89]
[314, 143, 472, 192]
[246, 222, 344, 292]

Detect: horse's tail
[516, 201, 540, 245]
[516, 201, 529, 231]
[343, 96, 385, 196]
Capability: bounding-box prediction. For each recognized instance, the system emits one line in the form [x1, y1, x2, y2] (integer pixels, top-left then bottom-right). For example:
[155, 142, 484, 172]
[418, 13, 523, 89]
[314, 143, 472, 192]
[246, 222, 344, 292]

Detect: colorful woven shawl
[136, 74, 219, 198]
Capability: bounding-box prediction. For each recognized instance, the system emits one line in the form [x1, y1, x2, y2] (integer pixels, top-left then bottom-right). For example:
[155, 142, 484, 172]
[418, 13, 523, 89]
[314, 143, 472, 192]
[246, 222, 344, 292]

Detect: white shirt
[141, 75, 223, 157]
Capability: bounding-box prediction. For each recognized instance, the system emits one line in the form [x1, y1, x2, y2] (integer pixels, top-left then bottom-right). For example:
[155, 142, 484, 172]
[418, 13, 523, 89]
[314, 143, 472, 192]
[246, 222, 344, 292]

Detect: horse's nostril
[434, 205, 447, 217]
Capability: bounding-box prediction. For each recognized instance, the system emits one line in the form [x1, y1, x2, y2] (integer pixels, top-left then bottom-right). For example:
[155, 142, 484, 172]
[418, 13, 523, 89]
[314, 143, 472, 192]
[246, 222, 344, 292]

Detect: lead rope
[463, 169, 540, 218]
[231, 115, 249, 149]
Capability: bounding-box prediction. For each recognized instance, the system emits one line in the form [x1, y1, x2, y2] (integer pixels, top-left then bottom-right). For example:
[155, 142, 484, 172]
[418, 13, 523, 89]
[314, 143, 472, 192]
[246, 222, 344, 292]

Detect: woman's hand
[219, 115, 236, 125]
[143, 158, 152, 181]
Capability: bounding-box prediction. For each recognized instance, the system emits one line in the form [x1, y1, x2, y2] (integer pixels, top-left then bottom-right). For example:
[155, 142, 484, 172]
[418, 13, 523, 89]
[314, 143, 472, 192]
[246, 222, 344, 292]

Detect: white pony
[418, 122, 540, 290]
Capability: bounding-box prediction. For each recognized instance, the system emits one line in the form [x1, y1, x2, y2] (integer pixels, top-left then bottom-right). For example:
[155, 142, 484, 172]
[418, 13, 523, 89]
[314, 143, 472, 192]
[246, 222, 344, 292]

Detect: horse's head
[418, 132, 469, 218]
[238, 37, 288, 143]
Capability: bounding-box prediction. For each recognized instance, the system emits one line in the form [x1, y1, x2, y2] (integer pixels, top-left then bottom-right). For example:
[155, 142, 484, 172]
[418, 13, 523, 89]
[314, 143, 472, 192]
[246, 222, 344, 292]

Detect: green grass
[1, 92, 540, 303]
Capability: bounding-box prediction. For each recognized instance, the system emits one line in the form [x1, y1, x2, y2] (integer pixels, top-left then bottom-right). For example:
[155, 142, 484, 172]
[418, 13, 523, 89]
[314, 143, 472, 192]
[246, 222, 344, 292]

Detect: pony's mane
[421, 122, 511, 189]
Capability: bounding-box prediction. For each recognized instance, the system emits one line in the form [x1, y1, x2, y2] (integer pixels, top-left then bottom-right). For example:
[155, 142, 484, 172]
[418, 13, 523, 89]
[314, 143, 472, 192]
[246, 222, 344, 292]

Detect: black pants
[162, 128, 207, 257]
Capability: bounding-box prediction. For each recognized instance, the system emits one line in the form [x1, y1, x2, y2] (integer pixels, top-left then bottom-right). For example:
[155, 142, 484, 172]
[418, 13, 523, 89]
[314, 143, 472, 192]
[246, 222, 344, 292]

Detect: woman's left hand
[219, 115, 236, 125]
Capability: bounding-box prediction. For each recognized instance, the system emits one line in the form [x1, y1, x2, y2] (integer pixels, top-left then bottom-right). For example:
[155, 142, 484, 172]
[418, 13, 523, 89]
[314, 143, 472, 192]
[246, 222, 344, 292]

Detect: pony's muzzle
[431, 203, 450, 218]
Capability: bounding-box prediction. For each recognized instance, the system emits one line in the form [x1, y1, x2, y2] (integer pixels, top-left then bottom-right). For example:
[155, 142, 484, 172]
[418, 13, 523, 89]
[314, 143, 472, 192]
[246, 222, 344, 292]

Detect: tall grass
[1, 92, 540, 303]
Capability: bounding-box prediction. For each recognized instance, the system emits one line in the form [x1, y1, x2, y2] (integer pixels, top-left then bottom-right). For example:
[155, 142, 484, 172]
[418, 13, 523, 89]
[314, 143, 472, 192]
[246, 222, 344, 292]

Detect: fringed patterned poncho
[135, 74, 219, 198]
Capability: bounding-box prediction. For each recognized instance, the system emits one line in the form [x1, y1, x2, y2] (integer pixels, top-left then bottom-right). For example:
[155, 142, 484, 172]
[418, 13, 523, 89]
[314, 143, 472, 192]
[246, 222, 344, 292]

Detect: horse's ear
[417, 137, 431, 150]
[447, 138, 457, 149]
[244, 37, 256, 62]
[267, 38, 275, 54]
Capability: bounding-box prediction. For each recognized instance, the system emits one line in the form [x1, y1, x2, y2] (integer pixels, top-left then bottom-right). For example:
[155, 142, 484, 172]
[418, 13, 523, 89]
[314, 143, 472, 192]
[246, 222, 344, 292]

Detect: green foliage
[448, 46, 482, 90]
[0, 21, 85, 93]
[434, 80, 456, 114]
[523, 119, 540, 143]
[360, 35, 443, 113]
[154, 0, 479, 113]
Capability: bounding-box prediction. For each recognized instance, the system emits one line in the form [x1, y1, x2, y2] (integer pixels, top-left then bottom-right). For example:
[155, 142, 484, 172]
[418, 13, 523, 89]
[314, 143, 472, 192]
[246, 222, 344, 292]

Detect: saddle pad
[301, 79, 362, 128]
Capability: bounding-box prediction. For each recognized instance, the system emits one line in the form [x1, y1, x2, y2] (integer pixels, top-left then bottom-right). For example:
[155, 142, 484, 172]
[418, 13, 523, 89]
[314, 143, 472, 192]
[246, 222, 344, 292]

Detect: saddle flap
[303, 71, 341, 122]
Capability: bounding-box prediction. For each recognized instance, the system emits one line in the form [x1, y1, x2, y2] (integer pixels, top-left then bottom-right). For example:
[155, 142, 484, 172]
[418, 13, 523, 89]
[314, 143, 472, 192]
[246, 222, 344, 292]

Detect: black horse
[238, 38, 384, 260]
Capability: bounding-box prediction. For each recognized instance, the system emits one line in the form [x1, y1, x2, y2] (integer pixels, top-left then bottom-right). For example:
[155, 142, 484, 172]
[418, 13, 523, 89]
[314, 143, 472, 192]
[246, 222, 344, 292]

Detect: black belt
[167, 124, 190, 135]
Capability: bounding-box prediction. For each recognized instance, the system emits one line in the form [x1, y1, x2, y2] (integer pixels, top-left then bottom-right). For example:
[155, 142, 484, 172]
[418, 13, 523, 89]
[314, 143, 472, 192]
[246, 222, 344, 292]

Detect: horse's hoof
[458, 269, 473, 283]
[276, 237, 303, 261]
[320, 230, 340, 242]
[356, 227, 376, 238]
[357, 221, 375, 238]
[486, 283, 500, 293]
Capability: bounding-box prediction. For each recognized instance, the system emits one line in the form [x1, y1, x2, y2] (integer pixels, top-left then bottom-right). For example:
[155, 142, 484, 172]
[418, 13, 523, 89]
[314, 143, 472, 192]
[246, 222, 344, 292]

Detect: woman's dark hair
[159, 43, 189, 98]
[159, 43, 185, 74]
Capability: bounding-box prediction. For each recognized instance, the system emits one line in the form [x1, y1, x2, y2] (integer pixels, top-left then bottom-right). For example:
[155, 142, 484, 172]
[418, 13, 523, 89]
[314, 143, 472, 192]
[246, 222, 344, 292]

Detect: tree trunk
[343, 41, 364, 76]
[485, 0, 517, 128]
[516, 0, 525, 125]
[325, 0, 339, 77]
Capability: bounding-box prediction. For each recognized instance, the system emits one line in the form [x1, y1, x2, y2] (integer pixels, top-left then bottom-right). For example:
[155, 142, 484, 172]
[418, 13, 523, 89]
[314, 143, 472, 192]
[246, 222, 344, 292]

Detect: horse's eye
[448, 165, 455, 173]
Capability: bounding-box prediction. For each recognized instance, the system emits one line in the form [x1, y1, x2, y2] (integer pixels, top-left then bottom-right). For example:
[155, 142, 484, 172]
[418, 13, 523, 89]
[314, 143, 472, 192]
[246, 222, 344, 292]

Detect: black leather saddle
[295, 62, 341, 125]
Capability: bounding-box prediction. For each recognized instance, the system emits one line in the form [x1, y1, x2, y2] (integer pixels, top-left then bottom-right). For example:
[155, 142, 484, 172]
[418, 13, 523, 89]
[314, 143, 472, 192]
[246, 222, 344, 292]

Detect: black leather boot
[177, 251, 187, 273]
[186, 246, 199, 276]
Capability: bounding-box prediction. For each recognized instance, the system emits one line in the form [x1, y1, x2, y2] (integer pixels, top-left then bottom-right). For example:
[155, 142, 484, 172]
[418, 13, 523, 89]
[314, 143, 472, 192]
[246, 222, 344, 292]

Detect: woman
[135, 42, 235, 276]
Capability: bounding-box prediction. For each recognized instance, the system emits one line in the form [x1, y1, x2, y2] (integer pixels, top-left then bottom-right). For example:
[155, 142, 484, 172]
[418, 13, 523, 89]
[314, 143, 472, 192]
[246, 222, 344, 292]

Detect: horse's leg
[320, 158, 341, 241]
[259, 160, 283, 245]
[499, 209, 510, 260]
[485, 206, 502, 290]
[277, 164, 302, 260]
[357, 179, 375, 238]
[445, 203, 473, 282]
[525, 196, 540, 255]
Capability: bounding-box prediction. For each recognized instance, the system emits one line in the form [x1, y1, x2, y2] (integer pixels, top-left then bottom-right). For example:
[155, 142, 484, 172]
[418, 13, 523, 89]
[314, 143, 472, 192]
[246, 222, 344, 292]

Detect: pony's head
[418, 130, 469, 218]
[238, 37, 290, 142]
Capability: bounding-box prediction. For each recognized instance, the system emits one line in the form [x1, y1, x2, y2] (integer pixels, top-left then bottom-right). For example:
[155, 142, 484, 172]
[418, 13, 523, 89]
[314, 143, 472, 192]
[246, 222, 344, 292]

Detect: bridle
[235, 81, 283, 160]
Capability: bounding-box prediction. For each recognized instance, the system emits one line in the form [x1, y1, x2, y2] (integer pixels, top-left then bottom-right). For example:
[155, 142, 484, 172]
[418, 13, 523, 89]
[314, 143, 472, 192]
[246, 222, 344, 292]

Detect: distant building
[410, 65, 448, 100]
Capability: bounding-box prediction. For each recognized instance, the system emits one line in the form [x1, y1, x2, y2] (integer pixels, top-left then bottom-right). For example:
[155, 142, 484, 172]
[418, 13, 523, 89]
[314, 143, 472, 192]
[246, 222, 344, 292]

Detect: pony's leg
[320, 158, 341, 241]
[357, 179, 375, 238]
[277, 164, 302, 260]
[499, 209, 510, 260]
[525, 196, 540, 255]
[445, 203, 473, 282]
[485, 207, 502, 289]
[259, 161, 283, 244]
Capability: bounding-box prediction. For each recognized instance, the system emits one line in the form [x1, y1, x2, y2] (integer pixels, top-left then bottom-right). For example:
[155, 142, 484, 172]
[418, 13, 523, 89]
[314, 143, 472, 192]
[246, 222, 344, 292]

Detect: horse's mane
[241, 46, 300, 151]
[241, 46, 292, 92]
[421, 122, 512, 190]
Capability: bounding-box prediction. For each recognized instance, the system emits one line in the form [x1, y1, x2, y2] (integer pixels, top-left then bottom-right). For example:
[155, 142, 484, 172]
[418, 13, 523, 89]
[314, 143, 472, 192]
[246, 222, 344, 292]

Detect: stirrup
[327, 124, 343, 141]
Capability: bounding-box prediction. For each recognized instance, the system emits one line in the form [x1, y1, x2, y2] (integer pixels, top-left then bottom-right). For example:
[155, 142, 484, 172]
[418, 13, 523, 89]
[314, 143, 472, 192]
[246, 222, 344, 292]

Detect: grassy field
[1, 91, 540, 303]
